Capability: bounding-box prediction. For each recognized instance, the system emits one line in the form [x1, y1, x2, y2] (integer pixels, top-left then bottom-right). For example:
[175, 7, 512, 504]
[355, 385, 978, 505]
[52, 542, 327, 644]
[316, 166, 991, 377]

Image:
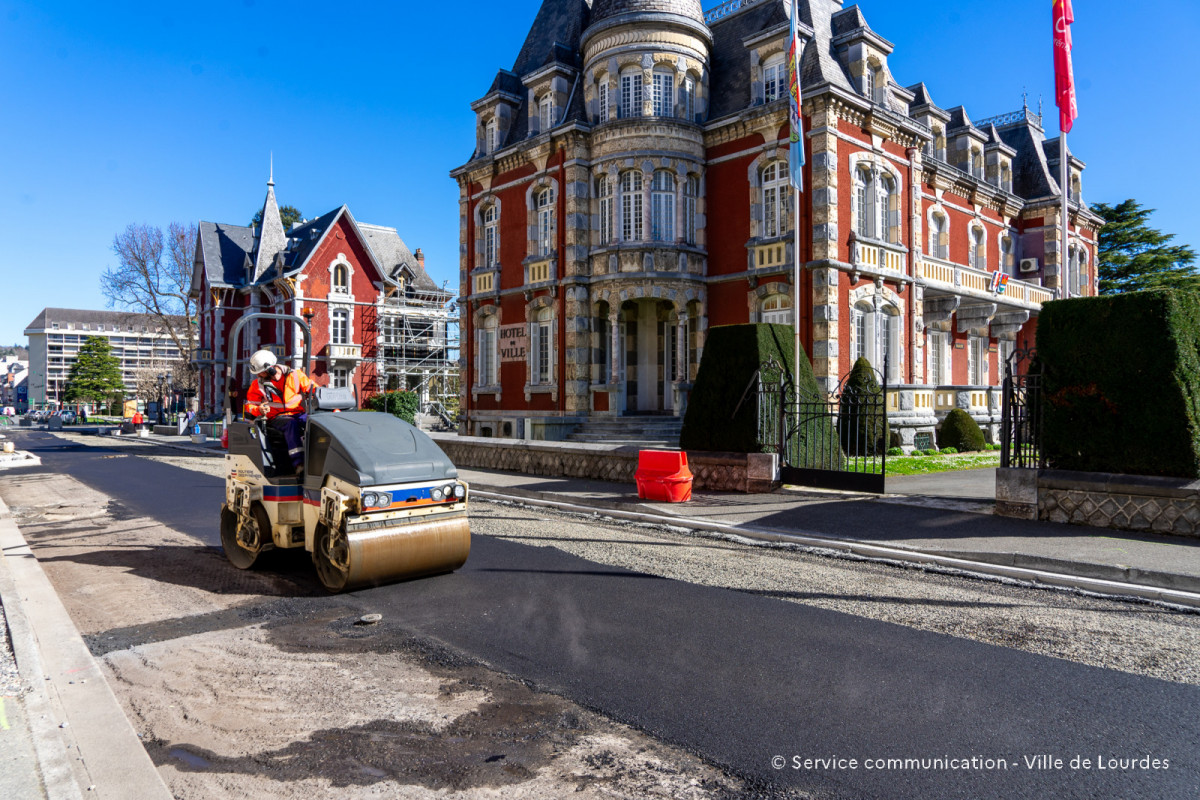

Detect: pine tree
[63, 337, 125, 405]
[1094, 200, 1198, 294]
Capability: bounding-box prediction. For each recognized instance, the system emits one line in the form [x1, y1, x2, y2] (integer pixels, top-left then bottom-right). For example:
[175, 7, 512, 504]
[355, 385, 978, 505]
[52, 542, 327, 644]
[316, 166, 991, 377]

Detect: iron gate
[1000, 347, 1044, 469]
[746, 357, 889, 493]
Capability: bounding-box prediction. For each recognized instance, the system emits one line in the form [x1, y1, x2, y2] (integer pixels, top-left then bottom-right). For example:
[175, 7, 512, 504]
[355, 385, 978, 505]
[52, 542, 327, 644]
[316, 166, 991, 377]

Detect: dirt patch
[1, 468, 768, 799]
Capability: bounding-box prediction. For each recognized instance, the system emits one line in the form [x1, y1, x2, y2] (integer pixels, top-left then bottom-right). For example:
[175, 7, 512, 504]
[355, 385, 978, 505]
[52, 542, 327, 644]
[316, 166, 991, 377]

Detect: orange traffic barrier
[635, 449, 693, 503]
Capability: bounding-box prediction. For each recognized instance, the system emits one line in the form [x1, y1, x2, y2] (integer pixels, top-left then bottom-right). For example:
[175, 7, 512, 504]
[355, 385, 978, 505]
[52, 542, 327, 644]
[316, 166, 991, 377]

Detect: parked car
[56, 410, 77, 424]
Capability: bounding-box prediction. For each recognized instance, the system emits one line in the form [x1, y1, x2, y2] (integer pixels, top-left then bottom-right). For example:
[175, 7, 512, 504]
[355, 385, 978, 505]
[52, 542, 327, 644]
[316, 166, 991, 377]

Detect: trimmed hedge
[937, 408, 986, 452]
[365, 390, 419, 425]
[1037, 289, 1200, 478]
[681, 323, 840, 467]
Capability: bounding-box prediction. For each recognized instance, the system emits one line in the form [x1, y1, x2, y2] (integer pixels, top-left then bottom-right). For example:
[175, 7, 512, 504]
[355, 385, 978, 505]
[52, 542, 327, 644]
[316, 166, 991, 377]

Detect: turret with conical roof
[589, 0, 705, 26]
[253, 166, 287, 282]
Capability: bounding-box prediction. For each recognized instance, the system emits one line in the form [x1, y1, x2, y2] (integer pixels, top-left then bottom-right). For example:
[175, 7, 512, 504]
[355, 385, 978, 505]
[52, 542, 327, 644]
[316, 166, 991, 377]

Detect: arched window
[621, 171, 643, 241]
[620, 67, 642, 119]
[854, 166, 875, 238]
[761, 293, 793, 325]
[536, 188, 555, 257]
[532, 307, 553, 385]
[870, 65, 885, 104]
[331, 308, 349, 345]
[762, 162, 788, 238]
[929, 212, 948, 260]
[685, 175, 698, 244]
[1000, 234, 1014, 275]
[878, 174, 897, 244]
[763, 54, 785, 103]
[652, 67, 674, 116]
[597, 176, 613, 244]
[970, 227, 986, 270]
[538, 94, 556, 132]
[971, 148, 984, 180]
[651, 171, 675, 242]
[683, 75, 696, 121]
[932, 127, 946, 162]
[1000, 162, 1012, 192]
[332, 264, 348, 293]
[484, 119, 497, 154]
[478, 315, 498, 386]
[597, 80, 609, 123]
[483, 205, 498, 268]
[863, 65, 875, 101]
[853, 302, 870, 362]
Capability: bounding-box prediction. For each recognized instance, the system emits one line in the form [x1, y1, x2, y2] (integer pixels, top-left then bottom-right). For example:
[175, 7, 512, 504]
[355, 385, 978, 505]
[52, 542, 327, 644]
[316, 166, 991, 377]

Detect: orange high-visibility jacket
[244, 368, 313, 419]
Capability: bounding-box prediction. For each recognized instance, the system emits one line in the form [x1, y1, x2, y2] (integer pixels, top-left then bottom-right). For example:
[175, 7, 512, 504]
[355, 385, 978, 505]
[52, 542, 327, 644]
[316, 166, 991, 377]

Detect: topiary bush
[1038, 289, 1200, 478]
[886, 447, 903, 456]
[838, 358, 886, 456]
[681, 323, 841, 468]
[365, 390, 418, 425]
[937, 408, 986, 452]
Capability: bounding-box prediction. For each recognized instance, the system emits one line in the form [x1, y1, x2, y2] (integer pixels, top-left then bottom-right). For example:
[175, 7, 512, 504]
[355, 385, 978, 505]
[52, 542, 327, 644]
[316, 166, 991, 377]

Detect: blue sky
[2, 0, 1196, 347]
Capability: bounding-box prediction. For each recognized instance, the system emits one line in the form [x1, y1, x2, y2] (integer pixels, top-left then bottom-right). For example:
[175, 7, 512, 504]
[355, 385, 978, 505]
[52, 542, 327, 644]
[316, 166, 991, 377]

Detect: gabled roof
[193, 197, 443, 297]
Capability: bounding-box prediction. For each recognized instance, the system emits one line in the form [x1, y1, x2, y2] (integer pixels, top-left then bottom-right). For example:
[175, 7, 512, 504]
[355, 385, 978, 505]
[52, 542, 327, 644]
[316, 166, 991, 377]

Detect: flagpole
[1060, 130, 1070, 299]
[794, 161, 801, 404]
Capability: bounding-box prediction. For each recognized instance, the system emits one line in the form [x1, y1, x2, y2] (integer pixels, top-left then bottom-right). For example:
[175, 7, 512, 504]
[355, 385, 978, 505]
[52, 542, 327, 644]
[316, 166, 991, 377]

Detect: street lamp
[157, 373, 167, 425]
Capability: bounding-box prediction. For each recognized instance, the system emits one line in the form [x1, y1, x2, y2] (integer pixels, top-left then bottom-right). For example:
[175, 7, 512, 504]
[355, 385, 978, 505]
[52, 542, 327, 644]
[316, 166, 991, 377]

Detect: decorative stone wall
[996, 467, 1200, 539]
[430, 433, 778, 493]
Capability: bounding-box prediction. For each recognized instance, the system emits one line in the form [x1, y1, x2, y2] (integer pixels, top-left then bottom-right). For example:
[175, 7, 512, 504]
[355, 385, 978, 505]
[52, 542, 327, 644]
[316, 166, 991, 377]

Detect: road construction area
[2, 428, 1200, 799]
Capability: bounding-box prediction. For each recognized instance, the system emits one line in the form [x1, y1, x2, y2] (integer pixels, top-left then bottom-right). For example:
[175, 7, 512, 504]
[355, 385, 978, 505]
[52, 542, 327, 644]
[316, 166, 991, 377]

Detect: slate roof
[198, 221, 256, 289]
[194, 194, 443, 297]
[591, 0, 704, 25]
[707, 0, 856, 122]
[998, 121, 1060, 200]
[512, 0, 591, 78]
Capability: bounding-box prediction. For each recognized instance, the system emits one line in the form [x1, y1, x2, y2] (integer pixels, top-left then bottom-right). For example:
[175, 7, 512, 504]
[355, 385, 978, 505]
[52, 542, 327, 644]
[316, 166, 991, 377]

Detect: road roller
[219, 313, 470, 592]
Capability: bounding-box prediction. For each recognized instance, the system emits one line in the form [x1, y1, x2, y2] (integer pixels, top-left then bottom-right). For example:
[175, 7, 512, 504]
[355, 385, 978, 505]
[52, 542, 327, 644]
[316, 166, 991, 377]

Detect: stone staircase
[565, 415, 683, 448]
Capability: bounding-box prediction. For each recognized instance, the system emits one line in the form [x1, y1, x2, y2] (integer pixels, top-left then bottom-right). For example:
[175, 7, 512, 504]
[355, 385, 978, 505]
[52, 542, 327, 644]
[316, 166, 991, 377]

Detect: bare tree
[102, 222, 198, 361]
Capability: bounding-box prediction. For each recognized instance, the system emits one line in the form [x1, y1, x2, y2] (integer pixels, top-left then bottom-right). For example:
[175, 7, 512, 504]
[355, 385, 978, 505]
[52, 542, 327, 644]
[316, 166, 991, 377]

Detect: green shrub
[1038, 289, 1200, 478]
[838, 358, 886, 456]
[886, 447, 904, 456]
[940, 446, 958, 455]
[365, 390, 418, 425]
[681, 324, 841, 468]
[937, 408, 987, 452]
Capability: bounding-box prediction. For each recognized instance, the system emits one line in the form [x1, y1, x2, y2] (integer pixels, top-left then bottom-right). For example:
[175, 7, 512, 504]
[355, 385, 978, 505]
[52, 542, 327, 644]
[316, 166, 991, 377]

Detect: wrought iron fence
[1000, 347, 1044, 469]
[745, 356, 888, 493]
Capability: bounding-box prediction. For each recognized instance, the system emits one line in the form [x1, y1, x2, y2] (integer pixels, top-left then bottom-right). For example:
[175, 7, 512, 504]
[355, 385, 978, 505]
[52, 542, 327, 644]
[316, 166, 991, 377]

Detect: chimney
[415, 248, 425, 270]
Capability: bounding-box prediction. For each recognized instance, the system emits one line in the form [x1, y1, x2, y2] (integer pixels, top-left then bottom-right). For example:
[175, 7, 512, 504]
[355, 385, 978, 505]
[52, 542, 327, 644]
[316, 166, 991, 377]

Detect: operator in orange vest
[244, 350, 314, 474]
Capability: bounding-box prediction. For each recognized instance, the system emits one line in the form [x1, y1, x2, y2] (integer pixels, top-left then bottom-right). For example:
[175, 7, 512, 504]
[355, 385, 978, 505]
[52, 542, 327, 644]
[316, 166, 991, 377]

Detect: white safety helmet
[249, 349, 278, 376]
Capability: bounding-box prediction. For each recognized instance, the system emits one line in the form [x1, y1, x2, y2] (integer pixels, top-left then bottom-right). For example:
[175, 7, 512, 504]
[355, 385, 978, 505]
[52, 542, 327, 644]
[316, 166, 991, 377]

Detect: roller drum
[327, 515, 471, 592]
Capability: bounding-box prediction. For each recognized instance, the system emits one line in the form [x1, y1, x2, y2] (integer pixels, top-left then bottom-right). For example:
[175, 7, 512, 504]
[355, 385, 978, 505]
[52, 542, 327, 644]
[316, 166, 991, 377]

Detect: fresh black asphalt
[10, 431, 1200, 800]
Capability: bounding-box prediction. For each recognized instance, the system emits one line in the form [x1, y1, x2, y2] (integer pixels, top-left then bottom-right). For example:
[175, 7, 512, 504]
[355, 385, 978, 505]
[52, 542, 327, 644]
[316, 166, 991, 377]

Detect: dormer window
[620, 67, 642, 119]
[1000, 163, 1012, 193]
[538, 94, 556, 132]
[485, 119, 497, 154]
[763, 54, 785, 103]
[971, 148, 984, 180]
[652, 67, 674, 116]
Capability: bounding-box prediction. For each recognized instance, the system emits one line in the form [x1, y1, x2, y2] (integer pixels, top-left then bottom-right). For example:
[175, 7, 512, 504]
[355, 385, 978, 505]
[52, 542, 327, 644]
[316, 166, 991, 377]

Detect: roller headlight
[431, 487, 445, 501]
[361, 492, 391, 510]
[453, 484, 466, 499]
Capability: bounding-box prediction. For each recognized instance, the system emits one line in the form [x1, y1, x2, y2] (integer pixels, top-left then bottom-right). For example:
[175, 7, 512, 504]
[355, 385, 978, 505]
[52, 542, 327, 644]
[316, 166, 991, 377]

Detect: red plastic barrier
[635, 449, 693, 503]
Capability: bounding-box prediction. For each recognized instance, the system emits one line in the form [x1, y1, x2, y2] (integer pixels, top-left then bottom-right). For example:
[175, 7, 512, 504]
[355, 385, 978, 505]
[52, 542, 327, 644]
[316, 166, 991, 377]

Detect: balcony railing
[918, 257, 1054, 308]
[327, 343, 362, 362]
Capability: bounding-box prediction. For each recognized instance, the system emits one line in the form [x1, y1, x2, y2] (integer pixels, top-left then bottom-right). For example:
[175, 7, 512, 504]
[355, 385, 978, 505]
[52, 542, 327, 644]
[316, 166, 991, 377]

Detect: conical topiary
[838, 357, 886, 456]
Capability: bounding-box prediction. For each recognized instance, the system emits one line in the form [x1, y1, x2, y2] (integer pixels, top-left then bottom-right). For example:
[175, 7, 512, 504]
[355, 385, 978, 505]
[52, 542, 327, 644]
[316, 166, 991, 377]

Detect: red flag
[1053, 0, 1077, 132]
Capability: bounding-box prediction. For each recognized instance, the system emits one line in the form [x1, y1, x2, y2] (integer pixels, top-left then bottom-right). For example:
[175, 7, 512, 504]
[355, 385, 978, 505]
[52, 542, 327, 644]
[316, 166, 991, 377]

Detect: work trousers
[267, 414, 307, 472]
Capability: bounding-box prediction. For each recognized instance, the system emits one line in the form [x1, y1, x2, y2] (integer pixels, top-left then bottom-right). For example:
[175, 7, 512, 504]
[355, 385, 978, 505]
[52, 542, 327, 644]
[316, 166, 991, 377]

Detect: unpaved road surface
[3, 430, 1200, 800]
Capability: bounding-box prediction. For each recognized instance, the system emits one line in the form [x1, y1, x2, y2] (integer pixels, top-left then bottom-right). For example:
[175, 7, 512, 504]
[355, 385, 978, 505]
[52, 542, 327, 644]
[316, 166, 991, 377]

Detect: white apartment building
[24, 308, 185, 407]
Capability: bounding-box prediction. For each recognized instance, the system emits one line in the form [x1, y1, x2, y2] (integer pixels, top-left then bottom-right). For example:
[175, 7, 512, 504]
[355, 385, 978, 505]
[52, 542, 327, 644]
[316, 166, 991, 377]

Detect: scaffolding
[371, 285, 459, 429]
